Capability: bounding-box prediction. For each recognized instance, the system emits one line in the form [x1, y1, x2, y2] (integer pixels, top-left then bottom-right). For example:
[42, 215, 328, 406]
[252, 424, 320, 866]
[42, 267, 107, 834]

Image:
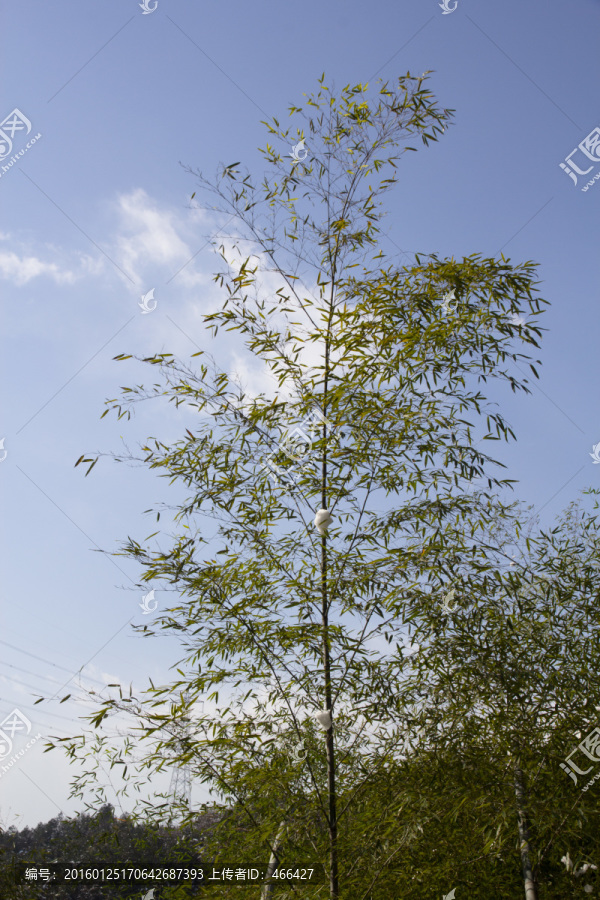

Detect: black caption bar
[14, 861, 324, 884]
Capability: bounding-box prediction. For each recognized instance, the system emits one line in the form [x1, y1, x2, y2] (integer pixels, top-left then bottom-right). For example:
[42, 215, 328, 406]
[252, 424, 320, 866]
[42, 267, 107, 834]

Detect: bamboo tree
[514, 761, 537, 900]
[261, 817, 288, 900]
[396, 493, 600, 897]
[40, 73, 552, 899]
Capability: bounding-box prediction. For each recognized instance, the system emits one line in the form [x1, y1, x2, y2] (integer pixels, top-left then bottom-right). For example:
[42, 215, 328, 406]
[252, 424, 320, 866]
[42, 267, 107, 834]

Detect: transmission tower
[168, 690, 196, 817]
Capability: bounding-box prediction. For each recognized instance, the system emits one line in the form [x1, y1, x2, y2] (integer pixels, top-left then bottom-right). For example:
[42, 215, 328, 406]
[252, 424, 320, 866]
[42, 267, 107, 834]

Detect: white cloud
[110, 188, 213, 289]
[0, 246, 100, 286]
[0, 190, 339, 400]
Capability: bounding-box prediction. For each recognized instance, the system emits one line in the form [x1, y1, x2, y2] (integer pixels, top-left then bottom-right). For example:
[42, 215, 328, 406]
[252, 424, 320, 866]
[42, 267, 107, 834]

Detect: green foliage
[31, 73, 600, 899]
[0, 804, 220, 898]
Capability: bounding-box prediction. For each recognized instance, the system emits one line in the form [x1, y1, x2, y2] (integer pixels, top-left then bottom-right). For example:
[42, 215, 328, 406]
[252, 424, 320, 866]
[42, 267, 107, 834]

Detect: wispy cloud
[0, 243, 101, 286]
[109, 187, 211, 288]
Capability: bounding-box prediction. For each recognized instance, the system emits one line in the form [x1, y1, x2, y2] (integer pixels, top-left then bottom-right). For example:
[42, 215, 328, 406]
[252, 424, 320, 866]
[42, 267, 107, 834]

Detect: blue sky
[1, 0, 599, 830]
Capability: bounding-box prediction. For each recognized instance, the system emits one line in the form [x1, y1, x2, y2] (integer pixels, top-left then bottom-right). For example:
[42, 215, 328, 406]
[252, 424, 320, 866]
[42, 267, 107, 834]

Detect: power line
[0, 643, 182, 740]
[2, 676, 129, 717]
[0, 639, 114, 689]
[0, 696, 99, 726]
[0, 710, 73, 739]
[0, 660, 136, 714]
[0, 655, 133, 694]
[0, 663, 112, 704]
[2, 679, 71, 703]
[0, 669, 134, 736]
[0, 699, 130, 742]
[0, 659, 70, 689]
